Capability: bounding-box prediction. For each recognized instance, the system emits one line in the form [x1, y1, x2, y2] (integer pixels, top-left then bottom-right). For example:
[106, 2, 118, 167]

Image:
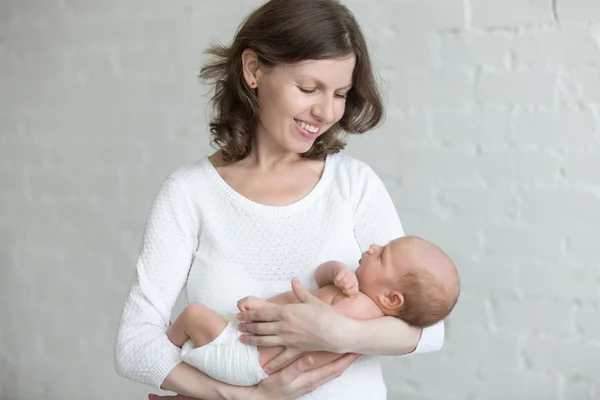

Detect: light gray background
[2, 0, 600, 399]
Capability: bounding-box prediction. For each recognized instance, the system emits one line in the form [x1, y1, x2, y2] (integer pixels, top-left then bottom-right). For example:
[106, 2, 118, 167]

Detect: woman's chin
[288, 139, 316, 155]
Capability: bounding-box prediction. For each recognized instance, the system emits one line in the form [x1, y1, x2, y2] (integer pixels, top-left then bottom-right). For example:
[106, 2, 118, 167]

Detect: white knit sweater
[114, 152, 444, 399]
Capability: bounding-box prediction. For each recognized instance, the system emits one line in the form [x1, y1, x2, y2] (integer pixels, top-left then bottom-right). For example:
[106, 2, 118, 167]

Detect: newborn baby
[166, 235, 460, 386]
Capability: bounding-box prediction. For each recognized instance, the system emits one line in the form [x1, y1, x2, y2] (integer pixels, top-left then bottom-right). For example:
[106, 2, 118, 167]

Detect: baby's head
[355, 236, 460, 328]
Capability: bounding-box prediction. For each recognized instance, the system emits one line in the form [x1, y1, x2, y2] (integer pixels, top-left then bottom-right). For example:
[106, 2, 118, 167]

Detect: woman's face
[247, 53, 356, 155]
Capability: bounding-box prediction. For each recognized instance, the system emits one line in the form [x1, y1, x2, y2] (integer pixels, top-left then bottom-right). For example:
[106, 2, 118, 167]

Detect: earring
[250, 81, 256, 88]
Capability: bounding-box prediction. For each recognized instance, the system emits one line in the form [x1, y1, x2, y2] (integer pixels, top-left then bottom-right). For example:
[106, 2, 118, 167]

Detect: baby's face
[355, 240, 407, 296]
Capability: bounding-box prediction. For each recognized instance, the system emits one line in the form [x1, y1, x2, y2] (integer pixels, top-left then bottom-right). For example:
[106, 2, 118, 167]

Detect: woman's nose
[312, 96, 335, 124]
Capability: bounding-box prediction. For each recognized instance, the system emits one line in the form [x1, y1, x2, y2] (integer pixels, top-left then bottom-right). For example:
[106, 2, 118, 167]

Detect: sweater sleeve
[351, 161, 444, 355]
[114, 176, 201, 388]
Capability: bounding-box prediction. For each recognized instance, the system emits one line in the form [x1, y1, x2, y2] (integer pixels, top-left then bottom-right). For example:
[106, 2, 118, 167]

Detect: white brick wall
[1, 0, 599, 399]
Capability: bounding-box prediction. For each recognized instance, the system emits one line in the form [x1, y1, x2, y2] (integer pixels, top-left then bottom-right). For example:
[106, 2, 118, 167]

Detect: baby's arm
[315, 260, 359, 298]
[315, 260, 346, 287]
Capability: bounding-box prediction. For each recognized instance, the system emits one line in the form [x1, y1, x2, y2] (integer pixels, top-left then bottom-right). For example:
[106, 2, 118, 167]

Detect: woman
[114, 0, 445, 399]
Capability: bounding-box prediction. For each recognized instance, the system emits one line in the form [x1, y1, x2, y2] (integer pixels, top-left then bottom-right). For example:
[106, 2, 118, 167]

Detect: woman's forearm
[161, 363, 250, 400]
[339, 316, 424, 356]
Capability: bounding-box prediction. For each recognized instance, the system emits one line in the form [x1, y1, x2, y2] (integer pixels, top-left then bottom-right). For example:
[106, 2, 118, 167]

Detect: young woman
[114, 1, 445, 399]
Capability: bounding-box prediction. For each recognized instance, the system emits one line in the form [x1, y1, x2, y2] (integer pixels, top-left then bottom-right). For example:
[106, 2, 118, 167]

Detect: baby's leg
[167, 303, 228, 348]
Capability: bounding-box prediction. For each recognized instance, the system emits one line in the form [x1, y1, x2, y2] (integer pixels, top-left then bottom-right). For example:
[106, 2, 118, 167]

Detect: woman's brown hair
[200, 0, 384, 163]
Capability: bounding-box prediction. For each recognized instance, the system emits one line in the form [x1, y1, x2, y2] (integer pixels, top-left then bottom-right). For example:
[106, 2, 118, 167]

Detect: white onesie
[180, 318, 269, 386]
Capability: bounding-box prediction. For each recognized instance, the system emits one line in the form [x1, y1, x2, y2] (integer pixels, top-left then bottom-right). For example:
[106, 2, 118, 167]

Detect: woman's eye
[335, 93, 347, 99]
[299, 87, 316, 94]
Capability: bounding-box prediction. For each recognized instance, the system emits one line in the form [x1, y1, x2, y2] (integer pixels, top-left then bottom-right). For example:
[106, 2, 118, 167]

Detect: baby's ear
[377, 290, 404, 314]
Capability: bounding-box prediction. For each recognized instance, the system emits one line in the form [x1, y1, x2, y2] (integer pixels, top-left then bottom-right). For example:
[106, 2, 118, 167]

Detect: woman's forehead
[279, 56, 356, 86]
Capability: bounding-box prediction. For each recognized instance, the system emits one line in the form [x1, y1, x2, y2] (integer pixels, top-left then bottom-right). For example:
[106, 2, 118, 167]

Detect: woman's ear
[241, 49, 261, 89]
[377, 290, 404, 314]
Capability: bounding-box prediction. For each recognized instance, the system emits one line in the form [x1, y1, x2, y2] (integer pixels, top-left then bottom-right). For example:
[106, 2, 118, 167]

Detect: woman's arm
[156, 353, 359, 400]
[238, 279, 443, 358]
[115, 176, 202, 388]
[161, 363, 246, 400]
[336, 314, 444, 356]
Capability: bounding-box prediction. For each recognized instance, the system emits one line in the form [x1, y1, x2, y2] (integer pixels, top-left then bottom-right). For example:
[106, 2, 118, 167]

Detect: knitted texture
[114, 152, 444, 399]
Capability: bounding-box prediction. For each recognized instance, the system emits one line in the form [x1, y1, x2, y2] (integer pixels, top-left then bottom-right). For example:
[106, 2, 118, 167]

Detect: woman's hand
[147, 354, 358, 400]
[248, 353, 359, 400]
[237, 278, 352, 372]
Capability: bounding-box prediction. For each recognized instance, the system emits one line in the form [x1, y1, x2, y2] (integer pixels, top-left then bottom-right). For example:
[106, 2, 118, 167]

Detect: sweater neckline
[202, 153, 336, 215]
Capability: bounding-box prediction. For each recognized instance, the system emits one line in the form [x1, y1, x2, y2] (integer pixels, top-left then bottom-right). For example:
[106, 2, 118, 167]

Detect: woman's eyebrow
[296, 76, 353, 90]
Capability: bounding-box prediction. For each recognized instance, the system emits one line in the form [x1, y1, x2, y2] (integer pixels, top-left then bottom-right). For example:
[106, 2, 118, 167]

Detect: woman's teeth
[295, 119, 319, 134]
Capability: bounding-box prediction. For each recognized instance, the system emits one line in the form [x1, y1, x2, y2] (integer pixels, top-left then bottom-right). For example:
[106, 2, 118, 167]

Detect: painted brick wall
[1, 1, 599, 399]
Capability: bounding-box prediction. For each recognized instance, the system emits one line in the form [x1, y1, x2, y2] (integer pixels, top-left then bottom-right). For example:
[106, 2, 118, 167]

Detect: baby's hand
[333, 267, 359, 298]
[237, 296, 266, 312]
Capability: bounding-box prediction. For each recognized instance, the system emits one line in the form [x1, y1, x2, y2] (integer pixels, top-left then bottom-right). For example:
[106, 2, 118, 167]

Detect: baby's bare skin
[248, 284, 384, 368]
[167, 283, 383, 377]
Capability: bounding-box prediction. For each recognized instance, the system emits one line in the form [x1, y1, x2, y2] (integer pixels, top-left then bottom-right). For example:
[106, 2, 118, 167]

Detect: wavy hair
[199, 0, 384, 162]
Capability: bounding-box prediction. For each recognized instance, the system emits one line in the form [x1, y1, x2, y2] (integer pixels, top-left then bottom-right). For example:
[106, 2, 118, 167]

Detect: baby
[166, 235, 460, 386]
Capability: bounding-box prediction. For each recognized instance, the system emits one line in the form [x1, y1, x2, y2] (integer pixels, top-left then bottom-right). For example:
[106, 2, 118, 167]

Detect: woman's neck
[243, 150, 302, 171]
[249, 129, 304, 171]
[212, 135, 305, 172]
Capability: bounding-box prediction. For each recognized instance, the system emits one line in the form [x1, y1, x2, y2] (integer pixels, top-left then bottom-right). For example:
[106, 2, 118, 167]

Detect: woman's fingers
[299, 353, 359, 390]
[254, 354, 358, 399]
[239, 332, 285, 347]
[237, 278, 321, 322]
[238, 321, 279, 335]
[277, 353, 359, 396]
[262, 347, 303, 374]
[252, 355, 317, 400]
[237, 304, 284, 322]
[295, 355, 315, 373]
[291, 277, 320, 304]
[278, 354, 314, 379]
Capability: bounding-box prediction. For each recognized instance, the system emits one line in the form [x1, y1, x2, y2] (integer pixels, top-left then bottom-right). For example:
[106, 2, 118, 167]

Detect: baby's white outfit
[180, 317, 268, 386]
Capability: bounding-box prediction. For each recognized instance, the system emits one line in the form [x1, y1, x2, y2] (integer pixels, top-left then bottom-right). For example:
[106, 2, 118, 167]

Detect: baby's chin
[355, 274, 369, 289]
[358, 281, 379, 297]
